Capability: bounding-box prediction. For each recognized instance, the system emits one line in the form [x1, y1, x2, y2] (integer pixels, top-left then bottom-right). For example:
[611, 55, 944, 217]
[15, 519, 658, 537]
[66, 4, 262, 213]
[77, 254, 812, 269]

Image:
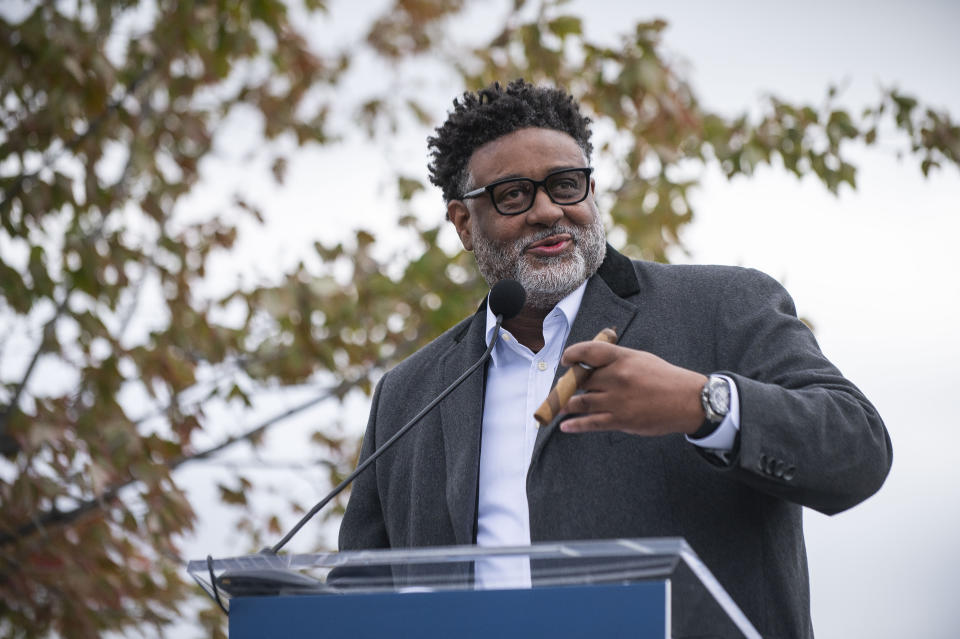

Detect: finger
[558, 412, 616, 433]
[577, 366, 622, 392]
[565, 390, 612, 415]
[561, 341, 621, 369]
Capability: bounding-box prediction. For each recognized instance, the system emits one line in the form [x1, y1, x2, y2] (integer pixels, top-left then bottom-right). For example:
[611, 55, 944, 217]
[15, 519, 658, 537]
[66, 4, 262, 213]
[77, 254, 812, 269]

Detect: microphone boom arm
[267, 314, 508, 554]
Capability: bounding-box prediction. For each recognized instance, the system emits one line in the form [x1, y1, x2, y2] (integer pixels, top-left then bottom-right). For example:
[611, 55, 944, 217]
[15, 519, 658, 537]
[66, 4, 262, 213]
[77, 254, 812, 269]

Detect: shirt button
[537, 361, 547, 371]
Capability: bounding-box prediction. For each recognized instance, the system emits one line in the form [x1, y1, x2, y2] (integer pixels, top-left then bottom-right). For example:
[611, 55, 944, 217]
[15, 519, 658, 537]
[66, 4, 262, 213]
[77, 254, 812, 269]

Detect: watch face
[708, 377, 730, 414]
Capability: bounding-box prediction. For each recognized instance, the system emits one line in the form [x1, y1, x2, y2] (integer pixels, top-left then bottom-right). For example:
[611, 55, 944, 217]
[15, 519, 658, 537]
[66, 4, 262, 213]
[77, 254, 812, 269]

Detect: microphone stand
[266, 313, 508, 555]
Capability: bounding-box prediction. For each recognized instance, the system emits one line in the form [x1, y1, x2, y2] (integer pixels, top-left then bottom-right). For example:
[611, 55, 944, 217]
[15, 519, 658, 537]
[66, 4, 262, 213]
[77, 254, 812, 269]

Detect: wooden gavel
[534, 327, 617, 425]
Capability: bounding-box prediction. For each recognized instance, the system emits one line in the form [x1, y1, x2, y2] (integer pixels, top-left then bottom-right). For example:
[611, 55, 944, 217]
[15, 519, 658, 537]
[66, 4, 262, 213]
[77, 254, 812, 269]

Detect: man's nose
[524, 185, 564, 226]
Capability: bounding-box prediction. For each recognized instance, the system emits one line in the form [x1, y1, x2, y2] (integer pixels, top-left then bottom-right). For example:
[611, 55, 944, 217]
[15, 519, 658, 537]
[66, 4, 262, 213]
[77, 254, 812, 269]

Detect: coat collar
[596, 243, 642, 299]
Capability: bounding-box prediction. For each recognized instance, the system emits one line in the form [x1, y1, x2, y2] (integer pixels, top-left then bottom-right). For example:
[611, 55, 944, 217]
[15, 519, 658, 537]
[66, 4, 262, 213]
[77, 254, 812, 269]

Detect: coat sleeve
[711, 268, 892, 515]
[338, 375, 390, 550]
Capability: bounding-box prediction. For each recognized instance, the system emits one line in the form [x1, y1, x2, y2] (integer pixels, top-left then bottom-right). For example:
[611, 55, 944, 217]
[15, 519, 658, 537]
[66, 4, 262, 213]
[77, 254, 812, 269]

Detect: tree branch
[0, 293, 70, 447]
[0, 375, 364, 546]
[0, 126, 143, 445]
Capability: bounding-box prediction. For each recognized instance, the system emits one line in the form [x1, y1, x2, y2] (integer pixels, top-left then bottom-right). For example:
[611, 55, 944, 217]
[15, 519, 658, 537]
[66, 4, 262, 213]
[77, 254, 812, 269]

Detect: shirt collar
[484, 278, 589, 352]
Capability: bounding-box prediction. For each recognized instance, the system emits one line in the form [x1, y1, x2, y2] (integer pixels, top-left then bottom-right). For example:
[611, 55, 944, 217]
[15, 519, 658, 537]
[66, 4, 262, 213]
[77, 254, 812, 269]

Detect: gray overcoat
[339, 246, 893, 638]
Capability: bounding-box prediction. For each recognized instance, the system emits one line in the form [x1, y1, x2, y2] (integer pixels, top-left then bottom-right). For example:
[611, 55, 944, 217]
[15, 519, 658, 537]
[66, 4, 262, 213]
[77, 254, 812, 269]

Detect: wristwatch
[694, 374, 731, 439]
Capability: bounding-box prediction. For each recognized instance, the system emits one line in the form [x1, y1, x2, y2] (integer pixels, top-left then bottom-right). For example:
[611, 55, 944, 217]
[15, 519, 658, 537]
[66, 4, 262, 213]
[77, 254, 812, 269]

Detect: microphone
[488, 278, 526, 320]
[265, 279, 526, 554]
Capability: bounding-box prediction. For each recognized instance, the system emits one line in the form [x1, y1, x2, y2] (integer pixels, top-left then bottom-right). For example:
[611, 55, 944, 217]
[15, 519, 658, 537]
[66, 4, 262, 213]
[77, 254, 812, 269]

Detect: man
[339, 79, 892, 638]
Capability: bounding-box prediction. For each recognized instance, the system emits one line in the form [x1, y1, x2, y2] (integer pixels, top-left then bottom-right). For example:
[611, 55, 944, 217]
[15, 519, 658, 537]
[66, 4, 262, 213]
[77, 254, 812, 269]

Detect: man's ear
[448, 200, 474, 251]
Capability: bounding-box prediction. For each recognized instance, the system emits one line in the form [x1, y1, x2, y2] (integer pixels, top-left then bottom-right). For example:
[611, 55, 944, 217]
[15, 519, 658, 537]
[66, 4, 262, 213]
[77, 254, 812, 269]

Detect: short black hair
[427, 79, 593, 205]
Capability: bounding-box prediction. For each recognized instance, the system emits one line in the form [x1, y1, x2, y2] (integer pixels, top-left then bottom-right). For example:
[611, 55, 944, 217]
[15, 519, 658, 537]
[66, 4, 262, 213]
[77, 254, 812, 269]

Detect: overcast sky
[179, 2, 960, 637]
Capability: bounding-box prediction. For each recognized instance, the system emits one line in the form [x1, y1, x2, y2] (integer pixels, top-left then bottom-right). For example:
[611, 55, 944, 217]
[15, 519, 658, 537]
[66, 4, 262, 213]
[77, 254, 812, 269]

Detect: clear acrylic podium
[189, 537, 760, 638]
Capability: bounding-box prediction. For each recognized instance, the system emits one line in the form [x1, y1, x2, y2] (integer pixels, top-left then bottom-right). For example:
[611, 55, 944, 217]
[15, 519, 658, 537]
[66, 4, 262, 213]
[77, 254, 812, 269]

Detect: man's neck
[503, 308, 550, 353]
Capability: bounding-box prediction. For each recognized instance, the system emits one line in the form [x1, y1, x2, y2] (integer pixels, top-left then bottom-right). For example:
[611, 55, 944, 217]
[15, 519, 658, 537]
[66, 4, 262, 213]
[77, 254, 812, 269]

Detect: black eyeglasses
[460, 167, 593, 216]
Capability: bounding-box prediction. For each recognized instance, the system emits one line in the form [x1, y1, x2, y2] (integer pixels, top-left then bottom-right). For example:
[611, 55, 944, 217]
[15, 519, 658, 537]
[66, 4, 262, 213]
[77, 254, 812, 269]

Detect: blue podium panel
[230, 581, 668, 639]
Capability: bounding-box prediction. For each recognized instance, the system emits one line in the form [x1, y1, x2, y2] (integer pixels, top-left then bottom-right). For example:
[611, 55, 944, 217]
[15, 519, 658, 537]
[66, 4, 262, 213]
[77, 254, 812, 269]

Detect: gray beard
[471, 217, 607, 311]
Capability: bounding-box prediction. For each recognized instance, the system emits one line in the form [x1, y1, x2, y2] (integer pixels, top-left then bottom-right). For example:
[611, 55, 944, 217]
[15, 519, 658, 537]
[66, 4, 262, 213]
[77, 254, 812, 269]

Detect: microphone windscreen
[488, 279, 526, 320]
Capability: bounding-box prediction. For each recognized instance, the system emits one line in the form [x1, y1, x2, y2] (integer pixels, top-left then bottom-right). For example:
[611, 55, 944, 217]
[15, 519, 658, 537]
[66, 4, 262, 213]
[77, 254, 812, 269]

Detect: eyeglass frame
[459, 167, 594, 216]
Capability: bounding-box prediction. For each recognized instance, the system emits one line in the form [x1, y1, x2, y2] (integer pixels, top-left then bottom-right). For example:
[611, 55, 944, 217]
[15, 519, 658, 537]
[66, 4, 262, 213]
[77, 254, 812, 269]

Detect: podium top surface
[193, 536, 686, 571]
[189, 537, 759, 637]
[191, 537, 705, 594]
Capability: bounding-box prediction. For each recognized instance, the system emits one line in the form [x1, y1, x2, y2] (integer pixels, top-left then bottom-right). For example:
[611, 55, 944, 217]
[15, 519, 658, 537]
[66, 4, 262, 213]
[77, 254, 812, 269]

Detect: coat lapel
[438, 307, 488, 546]
[531, 249, 642, 462]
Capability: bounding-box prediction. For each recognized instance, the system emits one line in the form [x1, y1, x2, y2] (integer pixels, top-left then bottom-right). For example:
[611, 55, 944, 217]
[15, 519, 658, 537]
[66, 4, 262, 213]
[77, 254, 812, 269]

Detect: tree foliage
[1, 0, 957, 636]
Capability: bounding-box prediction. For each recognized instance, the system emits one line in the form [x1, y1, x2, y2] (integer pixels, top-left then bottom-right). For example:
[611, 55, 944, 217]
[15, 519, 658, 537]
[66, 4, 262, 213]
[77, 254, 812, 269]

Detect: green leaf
[547, 16, 582, 39]
[217, 483, 248, 505]
[397, 176, 424, 201]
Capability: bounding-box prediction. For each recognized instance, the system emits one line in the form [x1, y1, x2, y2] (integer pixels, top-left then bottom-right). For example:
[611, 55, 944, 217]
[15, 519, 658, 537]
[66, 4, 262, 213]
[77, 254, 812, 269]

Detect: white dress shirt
[474, 282, 586, 588]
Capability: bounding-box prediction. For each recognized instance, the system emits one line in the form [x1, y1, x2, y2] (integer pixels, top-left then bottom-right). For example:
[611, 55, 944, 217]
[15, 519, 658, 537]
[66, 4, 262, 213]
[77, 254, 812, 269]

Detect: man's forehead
[466, 127, 587, 181]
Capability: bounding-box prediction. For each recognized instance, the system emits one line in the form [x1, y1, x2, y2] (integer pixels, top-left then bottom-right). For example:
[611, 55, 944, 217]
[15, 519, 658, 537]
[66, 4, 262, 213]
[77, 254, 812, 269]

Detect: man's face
[448, 127, 606, 310]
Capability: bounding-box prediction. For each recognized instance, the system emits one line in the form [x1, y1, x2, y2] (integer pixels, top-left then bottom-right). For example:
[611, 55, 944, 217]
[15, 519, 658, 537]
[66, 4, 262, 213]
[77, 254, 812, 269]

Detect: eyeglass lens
[491, 169, 588, 214]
